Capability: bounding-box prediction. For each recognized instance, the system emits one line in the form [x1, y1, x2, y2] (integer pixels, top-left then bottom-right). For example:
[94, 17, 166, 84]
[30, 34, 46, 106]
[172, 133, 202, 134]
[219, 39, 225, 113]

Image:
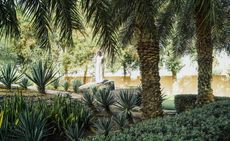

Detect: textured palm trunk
[195, 12, 215, 104]
[137, 39, 163, 118]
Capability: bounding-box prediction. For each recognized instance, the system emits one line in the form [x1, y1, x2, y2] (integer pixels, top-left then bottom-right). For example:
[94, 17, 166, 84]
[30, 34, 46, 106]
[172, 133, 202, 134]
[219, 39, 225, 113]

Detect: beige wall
[65, 75, 230, 97]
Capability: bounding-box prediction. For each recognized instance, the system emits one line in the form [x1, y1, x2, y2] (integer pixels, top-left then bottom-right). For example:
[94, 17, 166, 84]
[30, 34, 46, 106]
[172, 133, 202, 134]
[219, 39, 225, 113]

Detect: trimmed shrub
[174, 94, 197, 113]
[83, 100, 230, 141]
[175, 94, 230, 113]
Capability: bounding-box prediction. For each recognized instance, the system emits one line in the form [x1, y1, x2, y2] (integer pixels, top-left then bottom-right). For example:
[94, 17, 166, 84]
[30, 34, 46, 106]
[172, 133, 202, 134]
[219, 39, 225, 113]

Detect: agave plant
[52, 79, 60, 90]
[113, 113, 127, 130]
[91, 86, 98, 95]
[65, 123, 85, 141]
[14, 110, 50, 141]
[94, 117, 113, 137]
[116, 89, 138, 124]
[26, 61, 58, 94]
[72, 80, 82, 93]
[0, 64, 21, 89]
[19, 78, 32, 90]
[63, 81, 69, 91]
[82, 91, 96, 112]
[95, 89, 116, 116]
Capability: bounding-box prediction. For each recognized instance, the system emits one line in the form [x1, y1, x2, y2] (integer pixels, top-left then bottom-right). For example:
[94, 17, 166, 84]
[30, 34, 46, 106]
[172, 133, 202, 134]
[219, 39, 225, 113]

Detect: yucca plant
[113, 113, 127, 130]
[72, 80, 82, 93]
[95, 89, 116, 116]
[116, 89, 138, 124]
[94, 117, 113, 137]
[26, 61, 58, 94]
[65, 123, 85, 141]
[63, 81, 69, 91]
[0, 64, 21, 89]
[14, 110, 50, 141]
[52, 79, 60, 90]
[19, 78, 32, 90]
[82, 92, 96, 112]
[91, 86, 98, 95]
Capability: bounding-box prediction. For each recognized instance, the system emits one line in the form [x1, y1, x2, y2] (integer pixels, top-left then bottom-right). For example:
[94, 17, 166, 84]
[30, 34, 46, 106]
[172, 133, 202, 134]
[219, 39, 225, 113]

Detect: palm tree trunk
[195, 12, 215, 104]
[137, 39, 163, 118]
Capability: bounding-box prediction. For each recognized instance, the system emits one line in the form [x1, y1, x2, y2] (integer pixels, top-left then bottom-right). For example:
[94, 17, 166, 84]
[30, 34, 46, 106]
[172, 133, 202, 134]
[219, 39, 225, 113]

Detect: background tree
[81, 0, 178, 118]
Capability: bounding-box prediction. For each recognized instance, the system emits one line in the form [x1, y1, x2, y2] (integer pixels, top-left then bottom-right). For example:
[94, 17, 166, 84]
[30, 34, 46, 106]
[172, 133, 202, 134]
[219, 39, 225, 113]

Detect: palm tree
[81, 0, 177, 118]
[176, 0, 228, 104]
[0, 0, 84, 49]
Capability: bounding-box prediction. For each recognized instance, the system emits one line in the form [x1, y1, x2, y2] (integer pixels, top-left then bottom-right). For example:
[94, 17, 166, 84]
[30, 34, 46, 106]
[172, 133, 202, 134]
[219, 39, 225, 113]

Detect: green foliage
[63, 81, 70, 91]
[174, 94, 197, 113]
[72, 80, 82, 93]
[14, 110, 49, 141]
[82, 91, 95, 111]
[52, 79, 60, 90]
[95, 89, 115, 115]
[0, 64, 21, 89]
[116, 89, 138, 123]
[83, 100, 230, 141]
[175, 94, 230, 113]
[19, 77, 32, 89]
[65, 123, 85, 141]
[113, 113, 127, 130]
[0, 95, 92, 141]
[94, 117, 113, 137]
[26, 61, 58, 94]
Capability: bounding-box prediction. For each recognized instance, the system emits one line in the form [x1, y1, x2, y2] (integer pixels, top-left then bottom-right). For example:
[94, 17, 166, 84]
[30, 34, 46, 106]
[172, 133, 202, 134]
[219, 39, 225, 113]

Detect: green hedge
[82, 100, 230, 141]
[174, 94, 230, 113]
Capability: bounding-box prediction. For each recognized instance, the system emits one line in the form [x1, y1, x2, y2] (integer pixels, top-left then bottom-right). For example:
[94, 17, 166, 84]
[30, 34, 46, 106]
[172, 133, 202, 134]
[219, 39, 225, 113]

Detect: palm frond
[0, 0, 20, 39]
[18, 0, 51, 49]
[81, 0, 118, 62]
[49, 0, 84, 47]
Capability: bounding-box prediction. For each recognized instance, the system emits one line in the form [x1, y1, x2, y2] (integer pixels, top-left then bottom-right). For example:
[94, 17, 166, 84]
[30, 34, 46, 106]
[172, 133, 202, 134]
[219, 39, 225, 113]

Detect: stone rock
[79, 80, 115, 92]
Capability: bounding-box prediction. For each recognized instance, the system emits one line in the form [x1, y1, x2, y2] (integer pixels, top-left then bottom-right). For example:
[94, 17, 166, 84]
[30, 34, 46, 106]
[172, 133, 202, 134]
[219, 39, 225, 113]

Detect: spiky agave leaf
[19, 77, 32, 89]
[14, 109, 50, 141]
[25, 60, 58, 94]
[0, 64, 21, 89]
[113, 113, 127, 130]
[72, 80, 82, 93]
[82, 91, 95, 110]
[95, 89, 116, 115]
[94, 117, 113, 137]
[63, 81, 69, 91]
[115, 89, 138, 123]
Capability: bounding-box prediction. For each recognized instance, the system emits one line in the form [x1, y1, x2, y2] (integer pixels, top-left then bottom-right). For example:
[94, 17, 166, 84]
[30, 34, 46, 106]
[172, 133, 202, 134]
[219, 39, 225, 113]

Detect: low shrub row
[83, 100, 230, 141]
[174, 94, 230, 112]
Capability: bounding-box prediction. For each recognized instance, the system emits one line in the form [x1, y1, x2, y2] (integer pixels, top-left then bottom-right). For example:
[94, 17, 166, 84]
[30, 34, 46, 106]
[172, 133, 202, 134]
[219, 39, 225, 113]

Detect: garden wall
[65, 75, 230, 97]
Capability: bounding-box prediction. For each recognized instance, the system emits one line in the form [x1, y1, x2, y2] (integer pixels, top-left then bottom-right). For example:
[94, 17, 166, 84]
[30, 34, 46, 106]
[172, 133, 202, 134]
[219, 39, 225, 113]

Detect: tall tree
[0, 0, 84, 49]
[177, 0, 228, 104]
[82, 0, 176, 118]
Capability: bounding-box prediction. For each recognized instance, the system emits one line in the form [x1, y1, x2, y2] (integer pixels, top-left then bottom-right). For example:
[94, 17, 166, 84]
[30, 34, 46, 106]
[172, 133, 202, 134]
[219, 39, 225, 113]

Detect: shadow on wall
[65, 75, 230, 97]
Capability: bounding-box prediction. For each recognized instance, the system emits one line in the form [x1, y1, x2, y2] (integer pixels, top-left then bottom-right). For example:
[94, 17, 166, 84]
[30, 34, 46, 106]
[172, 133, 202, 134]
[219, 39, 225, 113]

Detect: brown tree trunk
[195, 11, 215, 104]
[137, 39, 163, 118]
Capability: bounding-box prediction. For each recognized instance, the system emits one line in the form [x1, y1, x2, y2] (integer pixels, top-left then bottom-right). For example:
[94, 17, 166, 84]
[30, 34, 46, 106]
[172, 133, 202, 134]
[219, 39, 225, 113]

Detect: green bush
[72, 80, 82, 93]
[63, 81, 70, 91]
[83, 100, 230, 141]
[175, 94, 230, 113]
[0, 95, 91, 141]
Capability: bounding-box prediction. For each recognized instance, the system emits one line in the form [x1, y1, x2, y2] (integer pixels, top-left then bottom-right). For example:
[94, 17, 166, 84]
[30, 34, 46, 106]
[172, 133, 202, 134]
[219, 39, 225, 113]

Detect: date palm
[81, 0, 177, 118]
[176, 0, 228, 104]
[0, 0, 84, 49]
